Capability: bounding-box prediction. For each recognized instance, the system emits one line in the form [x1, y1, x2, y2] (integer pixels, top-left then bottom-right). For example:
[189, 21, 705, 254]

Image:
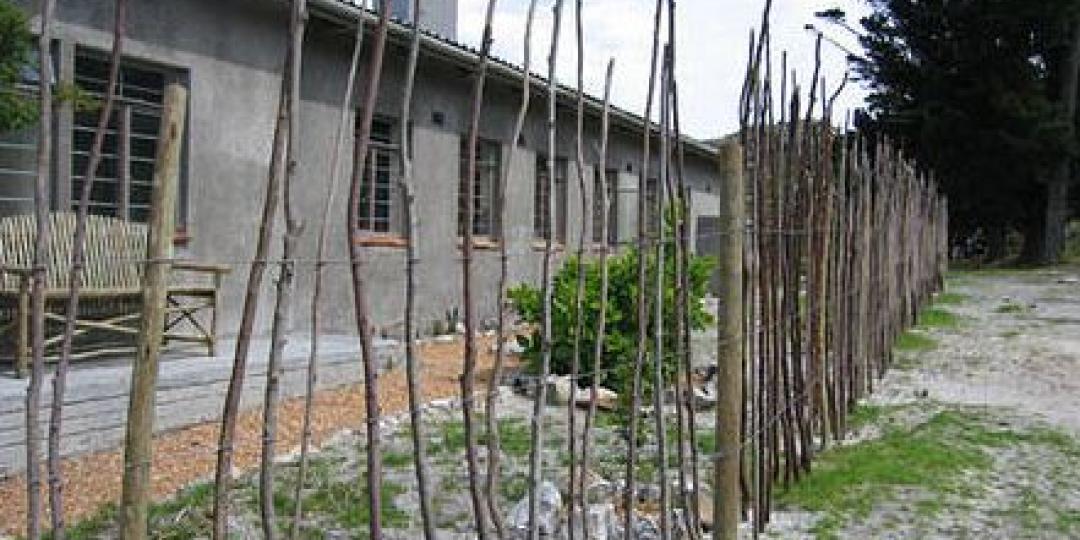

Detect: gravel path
[761, 266, 1080, 539]
[0, 335, 510, 536]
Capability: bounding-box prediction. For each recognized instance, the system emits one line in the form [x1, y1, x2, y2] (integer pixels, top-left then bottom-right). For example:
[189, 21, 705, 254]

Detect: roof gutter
[307, 0, 719, 160]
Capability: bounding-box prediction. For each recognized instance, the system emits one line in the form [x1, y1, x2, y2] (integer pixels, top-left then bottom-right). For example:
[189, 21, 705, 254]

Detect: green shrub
[508, 242, 714, 401]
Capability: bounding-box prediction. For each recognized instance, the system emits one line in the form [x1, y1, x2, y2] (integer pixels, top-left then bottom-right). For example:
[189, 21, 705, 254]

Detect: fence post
[119, 82, 187, 539]
[714, 141, 744, 540]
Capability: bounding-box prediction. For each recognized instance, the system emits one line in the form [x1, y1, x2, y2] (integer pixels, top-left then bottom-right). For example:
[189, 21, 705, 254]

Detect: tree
[846, 0, 1080, 262]
[0, 0, 36, 132]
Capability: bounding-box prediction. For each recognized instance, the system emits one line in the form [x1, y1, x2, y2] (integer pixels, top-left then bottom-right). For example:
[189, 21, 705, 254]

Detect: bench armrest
[172, 260, 232, 274]
[0, 265, 32, 277]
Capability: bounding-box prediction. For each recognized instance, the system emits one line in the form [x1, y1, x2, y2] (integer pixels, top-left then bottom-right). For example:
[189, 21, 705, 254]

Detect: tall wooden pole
[397, 1, 437, 538]
[291, 3, 367, 538]
[624, 3, 664, 537]
[578, 57, 614, 540]
[487, 3, 539, 535]
[25, 1, 57, 537]
[527, 1, 564, 537]
[346, 3, 392, 538]
[714, 142, 745, 540]
[566, 0, 587, 537]
[48, 2, 126, 536]
[260, 1, 307, 537]
[118, 83, 186, 540]
[461, 0, 498, 536]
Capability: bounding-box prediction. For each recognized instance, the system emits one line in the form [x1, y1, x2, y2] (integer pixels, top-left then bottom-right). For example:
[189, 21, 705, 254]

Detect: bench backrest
[0, 212, 147, 292]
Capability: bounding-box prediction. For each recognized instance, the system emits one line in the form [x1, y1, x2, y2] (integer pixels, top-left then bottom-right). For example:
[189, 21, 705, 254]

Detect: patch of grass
[775, 410, 995, 536]
[302, 476, 410, 530]
[383, 450, 413, 468]
[1000, 329, 1022, 339]
[695, 429, 716, 455]
[917, 307, 961, 328]
[895, 330, 937, 352]
[778, 408, 1080, 537]
[429, 417, 533, 458]
[57, 503, 118, 540]
[934, 292, 970, 305]
[994, 301, 1030, 314]
[1057, 509, 1080, 535]
[500, 474, 529, 502]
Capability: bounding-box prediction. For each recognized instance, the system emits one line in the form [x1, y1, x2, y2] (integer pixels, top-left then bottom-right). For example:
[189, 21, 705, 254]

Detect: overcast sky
[456, 0, 869, 140]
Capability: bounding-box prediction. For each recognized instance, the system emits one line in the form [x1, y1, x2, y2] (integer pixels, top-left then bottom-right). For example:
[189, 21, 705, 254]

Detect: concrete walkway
[0, 335, 401, 476]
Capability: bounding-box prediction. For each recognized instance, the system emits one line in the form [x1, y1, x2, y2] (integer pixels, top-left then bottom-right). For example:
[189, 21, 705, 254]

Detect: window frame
[68, 47, 190, 234]
[355, 116, 401, 237]
[458, 137, 502, 240]
[534, 153, 568, 244]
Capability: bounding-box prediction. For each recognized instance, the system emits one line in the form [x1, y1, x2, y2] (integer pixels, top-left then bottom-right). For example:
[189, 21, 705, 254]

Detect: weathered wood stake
[119, 82, 186, 540]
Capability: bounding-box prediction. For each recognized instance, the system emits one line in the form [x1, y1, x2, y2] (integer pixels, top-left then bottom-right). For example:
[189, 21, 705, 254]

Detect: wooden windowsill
[353, 234, 407, 248]
[531, 240, 566, 252]
[457, 237, 502, 250]
[173, 230, 192, 246]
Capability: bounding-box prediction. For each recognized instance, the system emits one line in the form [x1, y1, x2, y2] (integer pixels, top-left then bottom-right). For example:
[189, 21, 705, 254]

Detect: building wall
[9, 0, 723, 339]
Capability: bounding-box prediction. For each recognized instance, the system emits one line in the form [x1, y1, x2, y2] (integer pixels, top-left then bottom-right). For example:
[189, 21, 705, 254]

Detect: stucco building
[0, 0, 725, 340]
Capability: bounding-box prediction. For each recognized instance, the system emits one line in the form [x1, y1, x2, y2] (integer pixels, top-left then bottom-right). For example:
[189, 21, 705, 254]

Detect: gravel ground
[760, 266, 1080, 539]
[0, 334, 510, 537]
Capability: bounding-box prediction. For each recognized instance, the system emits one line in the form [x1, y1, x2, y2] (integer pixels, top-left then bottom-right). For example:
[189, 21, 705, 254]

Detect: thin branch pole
[260, 1, 307, 537]
[624, 2, 664, 537]
[461, 0, 499, 537]
[670, 60, 703, 540]
[212, 39, 291, 540]
[527, 1, 564, 537]
[48, 2, 126, 536]
[487, 2, 539, 535]
[346, 3, 392, 537]
[290, 3, 367, 537]
[579, 58, 614, 540]
[397, 1, 437, 538]
[566, 0, 587, 537]
[653, 43, 673, 540]
[25, 1, 56, 537]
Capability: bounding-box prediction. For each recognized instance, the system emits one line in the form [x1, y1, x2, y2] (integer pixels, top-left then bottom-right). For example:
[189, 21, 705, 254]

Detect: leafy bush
[508, 242, 714, 400]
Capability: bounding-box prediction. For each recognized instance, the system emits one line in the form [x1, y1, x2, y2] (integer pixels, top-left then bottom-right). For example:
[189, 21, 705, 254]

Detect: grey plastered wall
[10, 0, 724, 341]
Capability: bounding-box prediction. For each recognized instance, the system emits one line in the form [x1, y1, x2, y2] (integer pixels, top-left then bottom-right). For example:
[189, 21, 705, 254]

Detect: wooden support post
[16, 278, 29, 378]
[714, 142, 744, 540]
[119, 83, 186, 540]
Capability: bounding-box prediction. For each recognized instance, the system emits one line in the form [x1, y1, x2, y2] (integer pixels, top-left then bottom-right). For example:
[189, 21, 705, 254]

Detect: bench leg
[16, 281, 29, 378]
[208, 275, 221, 358]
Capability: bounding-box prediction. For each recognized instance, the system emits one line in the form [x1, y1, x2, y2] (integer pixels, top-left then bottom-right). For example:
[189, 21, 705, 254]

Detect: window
[534, 155, 568, 243]
[458, 138, 501, 237]
[72, 51, 182, 225]
[0, 49, 54, 218]
[356, 118, 399, 234]
[592, 168, 618, 245]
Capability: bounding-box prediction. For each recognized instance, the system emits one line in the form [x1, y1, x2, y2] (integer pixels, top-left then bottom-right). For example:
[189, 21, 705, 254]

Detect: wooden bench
[0, 213, 230, 377]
